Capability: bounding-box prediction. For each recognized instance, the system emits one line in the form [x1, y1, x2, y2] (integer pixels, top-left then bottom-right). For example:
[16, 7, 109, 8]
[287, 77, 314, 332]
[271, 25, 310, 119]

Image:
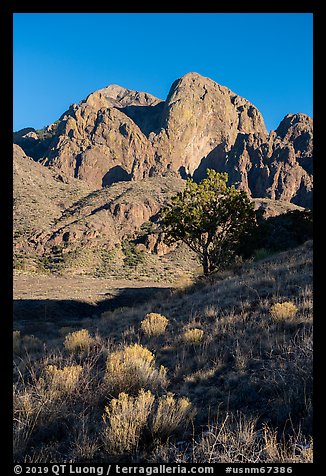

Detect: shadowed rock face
[211, 113, 313, 208]
[14, 72, 313, 207]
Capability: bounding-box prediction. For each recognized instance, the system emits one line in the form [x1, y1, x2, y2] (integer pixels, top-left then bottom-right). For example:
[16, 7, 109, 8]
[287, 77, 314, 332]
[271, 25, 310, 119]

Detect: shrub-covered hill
[13, 240, 313, 463]
[14, 142, 307, 282]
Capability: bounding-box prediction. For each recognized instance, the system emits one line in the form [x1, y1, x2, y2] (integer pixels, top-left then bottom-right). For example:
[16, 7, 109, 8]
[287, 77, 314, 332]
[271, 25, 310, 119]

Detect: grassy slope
[13, 241, 313, 463]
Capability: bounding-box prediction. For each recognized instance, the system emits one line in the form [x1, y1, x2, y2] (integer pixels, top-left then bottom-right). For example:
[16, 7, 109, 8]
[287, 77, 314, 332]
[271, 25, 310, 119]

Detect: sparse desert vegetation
[12, 24, 314, 467]
[141, 313, 169, 337]
[13, 240, 313, 463]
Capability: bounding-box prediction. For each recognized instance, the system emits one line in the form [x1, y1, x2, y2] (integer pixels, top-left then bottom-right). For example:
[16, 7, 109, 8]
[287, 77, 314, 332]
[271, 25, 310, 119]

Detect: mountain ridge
[14, 72, 312, 208]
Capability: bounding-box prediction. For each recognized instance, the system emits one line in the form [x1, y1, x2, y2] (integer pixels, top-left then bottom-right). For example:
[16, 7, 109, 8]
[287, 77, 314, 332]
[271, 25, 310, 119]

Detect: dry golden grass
[104, 343, 168, 395]
[141, 313, 169, 337]
[44, 364, 83, 398]
[182, 327, 204, 343]
[13, 386, 41, 460]
[102, 389, 155, 454]
[64, 329, 97, 353]
[270, 301, 298, 321]
[102, 389, 193, 455]
[151, 392, 192, 440]
[13, 242, 313, 464]
[176, 412, 313, 463]
[70, 417, 101, 462]
[203, 304, 218, 319]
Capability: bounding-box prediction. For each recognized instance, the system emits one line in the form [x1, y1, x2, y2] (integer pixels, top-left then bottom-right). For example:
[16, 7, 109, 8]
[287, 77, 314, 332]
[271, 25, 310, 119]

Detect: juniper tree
[160, 170, 256, 275]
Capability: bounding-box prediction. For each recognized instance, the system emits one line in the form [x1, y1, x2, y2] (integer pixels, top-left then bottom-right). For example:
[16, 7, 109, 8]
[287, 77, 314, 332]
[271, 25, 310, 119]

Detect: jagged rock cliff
[14, 72, 313, 207]
[212, 113, 313, 208]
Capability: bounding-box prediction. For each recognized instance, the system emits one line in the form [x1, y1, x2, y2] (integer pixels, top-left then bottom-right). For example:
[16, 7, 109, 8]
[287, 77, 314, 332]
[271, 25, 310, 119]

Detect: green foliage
[35, 120, 61, 141]
[160, 170, 256, 275]
[139, 221, 157, 235]
[122, 241, 146, 268]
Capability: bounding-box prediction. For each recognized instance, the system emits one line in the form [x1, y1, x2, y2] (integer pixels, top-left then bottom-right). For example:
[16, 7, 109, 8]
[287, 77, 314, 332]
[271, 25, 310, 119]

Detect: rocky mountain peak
[275, 113, 313, 140]
[84, 84, 163, 110]
[14, 72, 312, 208]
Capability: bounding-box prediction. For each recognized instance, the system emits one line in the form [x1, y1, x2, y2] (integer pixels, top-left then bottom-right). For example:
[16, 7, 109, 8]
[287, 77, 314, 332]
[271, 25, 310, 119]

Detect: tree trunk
[202, 253, 209, 276]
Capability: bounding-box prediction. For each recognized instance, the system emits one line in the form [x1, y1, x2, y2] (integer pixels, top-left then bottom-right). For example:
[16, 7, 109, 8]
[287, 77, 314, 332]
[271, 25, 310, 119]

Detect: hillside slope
[13, 241, 313, 463]
[14, 144, 305, 279]
[13, 144, 92, 252]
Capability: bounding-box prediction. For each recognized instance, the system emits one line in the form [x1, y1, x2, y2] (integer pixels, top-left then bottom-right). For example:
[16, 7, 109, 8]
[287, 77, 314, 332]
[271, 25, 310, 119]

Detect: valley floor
[14, 273, 172, 339]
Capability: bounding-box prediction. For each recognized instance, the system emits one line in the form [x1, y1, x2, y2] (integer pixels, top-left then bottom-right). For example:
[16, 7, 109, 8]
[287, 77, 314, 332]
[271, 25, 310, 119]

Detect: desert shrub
[102, 389, 193, 455]
[64, 329, 96, 353]
[102, 389, 155, 454]
[13, 254, 26, 270]
[44, 364, 83, 398]
[151, 392, 192, 440]
[122, 240, 146, 268]
[22, 335, 43, 352]
[270, 302, 298, 321]
[13, 331, 42, 355]
[104, 343, 168, 395]
[182, 328, 204, 344]
[141, 313, 169, 337]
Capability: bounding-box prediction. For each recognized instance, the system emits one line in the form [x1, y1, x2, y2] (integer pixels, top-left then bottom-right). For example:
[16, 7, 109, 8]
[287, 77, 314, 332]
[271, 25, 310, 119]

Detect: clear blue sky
[13, 13, 313, 132]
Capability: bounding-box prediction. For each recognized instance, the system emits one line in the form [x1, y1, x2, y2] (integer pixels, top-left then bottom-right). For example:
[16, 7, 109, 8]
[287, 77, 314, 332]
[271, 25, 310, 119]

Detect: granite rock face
[151, 72, 267, 177]
[14, 73, 313, 207]
[213, 113, 313, 208]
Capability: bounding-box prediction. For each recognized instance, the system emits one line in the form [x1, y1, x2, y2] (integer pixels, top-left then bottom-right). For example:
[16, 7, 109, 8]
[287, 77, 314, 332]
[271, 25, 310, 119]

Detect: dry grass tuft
[64, 329, 96, 353]
[151, 392, 192, 440]
[141, 313, 169, 337]
[104, 343, 168, 395]
[203, 305, 218, 319]
[102, 389, 155, 455]
[13, 386, 41, 460]
[13, 331, 42, 354]
[270, 301, 298, 321]
[44, 364, 83, 398]
[191, 413, 313, 463]
[182, 328, 204, 344]
[102, 389, 193, 455]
